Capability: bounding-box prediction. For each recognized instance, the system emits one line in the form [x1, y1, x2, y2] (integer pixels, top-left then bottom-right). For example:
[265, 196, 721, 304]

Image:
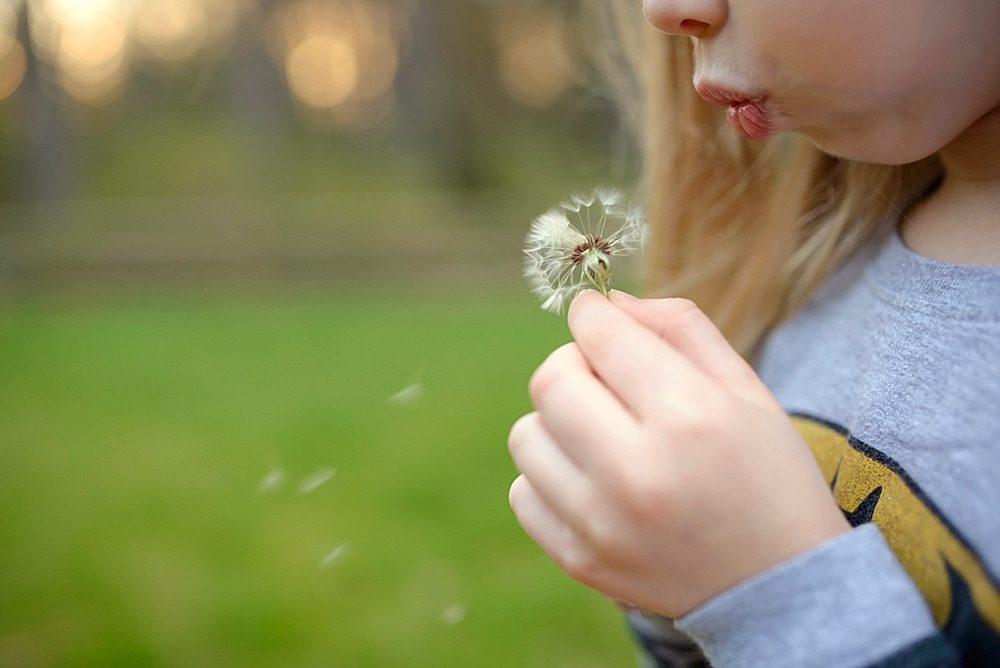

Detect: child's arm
[509, 291, 957, 666]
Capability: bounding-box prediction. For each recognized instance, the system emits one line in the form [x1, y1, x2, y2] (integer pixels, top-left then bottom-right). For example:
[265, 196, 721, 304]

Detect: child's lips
[695, 83, 775, 140]
[726, 100, 773, 139]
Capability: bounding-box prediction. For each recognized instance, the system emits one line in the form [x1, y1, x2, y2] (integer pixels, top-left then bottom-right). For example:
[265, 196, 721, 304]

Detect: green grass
[0, 293, 635, 667]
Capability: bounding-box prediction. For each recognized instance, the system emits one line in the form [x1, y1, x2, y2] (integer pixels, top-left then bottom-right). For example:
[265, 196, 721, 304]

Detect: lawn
[0, 292, 636, 667]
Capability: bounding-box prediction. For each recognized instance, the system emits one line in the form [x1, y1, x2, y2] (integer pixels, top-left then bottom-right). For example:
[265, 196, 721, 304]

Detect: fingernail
[609, 290, 638, 302]
[567, 289, 596, 319]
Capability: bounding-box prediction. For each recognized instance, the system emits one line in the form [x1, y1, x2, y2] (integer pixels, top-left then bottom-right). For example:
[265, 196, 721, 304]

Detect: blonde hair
[588, 3, 940, 357]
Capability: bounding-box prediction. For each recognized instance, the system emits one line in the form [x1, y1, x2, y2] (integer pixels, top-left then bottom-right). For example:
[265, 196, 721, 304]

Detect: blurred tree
[14, 0, 74, 206]
[227, 0, 291, 149]
[395, 0, 506, 190]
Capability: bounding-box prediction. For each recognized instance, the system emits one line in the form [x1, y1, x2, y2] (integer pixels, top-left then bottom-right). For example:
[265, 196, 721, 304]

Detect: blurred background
[0, 0, 640, 665]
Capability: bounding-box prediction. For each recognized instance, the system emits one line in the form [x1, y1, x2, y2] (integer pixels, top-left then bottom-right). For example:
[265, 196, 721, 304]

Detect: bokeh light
[0, 1, 25, 101]
[3, 0, 579, 114]
[30, 0, 131, 104]
[275, 0, 401, 129]
[133, 0, 243, 64]
[286, 32, 358, 108]
[497, 5, 575, 108]
[134, 0, 210, 63]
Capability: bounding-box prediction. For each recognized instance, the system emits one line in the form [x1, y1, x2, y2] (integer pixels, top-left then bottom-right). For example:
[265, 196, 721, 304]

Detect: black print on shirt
[791, 414, 1000, 664]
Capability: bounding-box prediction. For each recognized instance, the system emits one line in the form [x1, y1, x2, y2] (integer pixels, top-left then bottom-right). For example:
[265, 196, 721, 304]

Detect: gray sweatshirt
[629, 227, 1000, 667]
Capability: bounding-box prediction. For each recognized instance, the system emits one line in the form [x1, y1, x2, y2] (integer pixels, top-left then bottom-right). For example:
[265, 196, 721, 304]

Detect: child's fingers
[508, 475, 589, 575]
[566, 290, 706, 419]
[528, 342, 641, 469]
[608, 291, 768, 400]
[508, 412, 592, 524]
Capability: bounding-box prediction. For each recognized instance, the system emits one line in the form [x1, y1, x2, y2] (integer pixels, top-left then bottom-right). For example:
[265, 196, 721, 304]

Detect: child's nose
[642, 0, 727, 38]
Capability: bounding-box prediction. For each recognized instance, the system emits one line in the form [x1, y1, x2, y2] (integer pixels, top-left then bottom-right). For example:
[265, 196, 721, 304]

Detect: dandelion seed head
[388, 382, 424, 405]
[320, 542, 349, 567]
[257, 467, 286, 494]
[565, 186, 622, 212]
[441, 604, 467, 625]
[298, 467, 337, 495]
[523, 188, 647, 313]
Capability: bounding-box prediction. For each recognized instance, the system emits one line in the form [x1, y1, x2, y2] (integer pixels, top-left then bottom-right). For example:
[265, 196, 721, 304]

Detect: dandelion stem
[587, 272, 610, 296]
[583, 252, 612, 296]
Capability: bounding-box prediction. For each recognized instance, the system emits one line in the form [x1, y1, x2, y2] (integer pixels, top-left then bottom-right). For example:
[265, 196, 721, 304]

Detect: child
[507, 1, 1000, 666]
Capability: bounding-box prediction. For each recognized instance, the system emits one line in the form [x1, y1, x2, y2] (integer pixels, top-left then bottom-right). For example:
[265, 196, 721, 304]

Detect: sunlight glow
[134, 0, 209, 63]
[30, 0, 130, 104]
[497, 8, 575, 108]
[22, 0, 245, 105]
[12, 0, 404, 116]
[277, 0, 400, 128]
[286, 32, 358, 109]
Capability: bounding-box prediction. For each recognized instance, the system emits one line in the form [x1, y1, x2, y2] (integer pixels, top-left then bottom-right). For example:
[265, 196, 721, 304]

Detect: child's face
[643, 0, 1000, 164]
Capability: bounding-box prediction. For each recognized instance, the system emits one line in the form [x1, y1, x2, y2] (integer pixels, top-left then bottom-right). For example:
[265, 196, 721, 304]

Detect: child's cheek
[732, 0, 896, 93]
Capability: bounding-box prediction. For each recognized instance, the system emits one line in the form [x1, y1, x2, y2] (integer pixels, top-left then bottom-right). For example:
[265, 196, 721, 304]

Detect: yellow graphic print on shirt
[791, 415, 1000, 653]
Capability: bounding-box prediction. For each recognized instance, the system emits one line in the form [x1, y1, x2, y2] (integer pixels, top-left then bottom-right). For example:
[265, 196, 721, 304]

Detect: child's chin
[803, 127, 941, 166]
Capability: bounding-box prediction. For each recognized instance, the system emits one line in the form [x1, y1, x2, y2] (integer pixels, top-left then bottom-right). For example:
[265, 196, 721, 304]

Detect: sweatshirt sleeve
[673, 523, 961, 668]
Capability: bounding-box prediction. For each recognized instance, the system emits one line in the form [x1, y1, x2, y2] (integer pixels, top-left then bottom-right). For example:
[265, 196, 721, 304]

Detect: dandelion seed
[298, 467, 337, 494]
[321, 542, 349, 567]
[388, 382, 424, 405]
[523, 187, 647, 314]
[257, 467, 286, 494]
[441, 604, 467, 625]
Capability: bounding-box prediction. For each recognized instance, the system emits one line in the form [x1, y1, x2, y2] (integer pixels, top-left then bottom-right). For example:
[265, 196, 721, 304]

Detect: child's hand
[508, 290, 850, 617]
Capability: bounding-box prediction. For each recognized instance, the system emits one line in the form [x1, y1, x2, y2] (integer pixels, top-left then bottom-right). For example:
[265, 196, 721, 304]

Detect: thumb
[608, 290, 768, 399]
